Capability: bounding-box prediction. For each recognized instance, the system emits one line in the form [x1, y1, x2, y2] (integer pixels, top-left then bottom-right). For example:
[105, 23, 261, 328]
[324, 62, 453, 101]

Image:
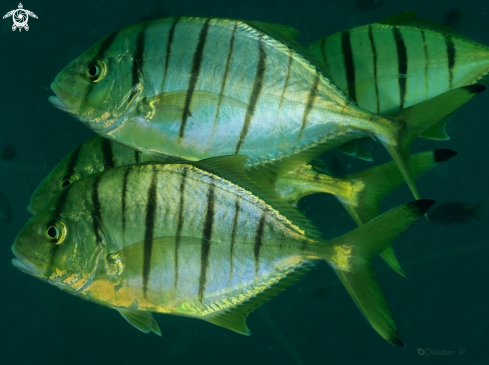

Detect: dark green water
[1, 0, 488, 364]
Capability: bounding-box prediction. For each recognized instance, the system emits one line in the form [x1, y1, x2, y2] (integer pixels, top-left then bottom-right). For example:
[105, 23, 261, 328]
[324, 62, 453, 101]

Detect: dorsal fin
[202, 264, 312, 335]
[246, 21, 300, 43]
[378, 12, 483, 45]
[245, 20, 333, 80]
[191, 156, 323, 240]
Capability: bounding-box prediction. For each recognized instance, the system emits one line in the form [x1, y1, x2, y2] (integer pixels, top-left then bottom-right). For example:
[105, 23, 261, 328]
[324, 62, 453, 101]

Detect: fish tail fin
[315, 199, 435, 346]
[375, 84, 485, 202]
[337, 149, 456, 277]
[340, 149, 458, 225]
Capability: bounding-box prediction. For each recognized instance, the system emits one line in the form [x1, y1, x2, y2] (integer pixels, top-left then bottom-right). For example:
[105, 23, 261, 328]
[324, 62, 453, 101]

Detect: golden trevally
[308, 11, 489, 132]
[12, 156, 434, 346]
[48, 17, 482, 201]
[27, 135, 455, 277]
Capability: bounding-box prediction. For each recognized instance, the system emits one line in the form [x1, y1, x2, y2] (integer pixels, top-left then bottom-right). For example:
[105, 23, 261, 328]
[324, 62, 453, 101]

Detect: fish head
[13, 189, 101, 291]
[49, 31, 137, 133]
[28, 150, 83, 215]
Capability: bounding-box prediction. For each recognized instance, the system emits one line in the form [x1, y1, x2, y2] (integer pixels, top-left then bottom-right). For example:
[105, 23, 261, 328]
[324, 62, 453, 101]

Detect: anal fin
[202, 265, 312, 335]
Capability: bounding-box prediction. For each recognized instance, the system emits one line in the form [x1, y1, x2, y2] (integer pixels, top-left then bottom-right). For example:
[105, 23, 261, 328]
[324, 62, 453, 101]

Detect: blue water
[1, 0, 488, 364]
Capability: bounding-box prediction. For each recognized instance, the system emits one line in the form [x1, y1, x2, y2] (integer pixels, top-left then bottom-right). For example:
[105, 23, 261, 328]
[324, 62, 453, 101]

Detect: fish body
[49, 17, 380, 166]
[49, 16, 483, 201]
[429, 202, 483, 225]
[308, 12, 489, 117]
[27, 135, 456, 279]
[12, 156, 433, 346]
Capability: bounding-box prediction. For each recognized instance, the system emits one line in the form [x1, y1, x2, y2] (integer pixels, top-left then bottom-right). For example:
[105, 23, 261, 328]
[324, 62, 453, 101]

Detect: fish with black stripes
[26, 134, 457, 277]
[308, 11, 489, 129]
[12, 155, 434, 346]
[48, 16, 483, 203]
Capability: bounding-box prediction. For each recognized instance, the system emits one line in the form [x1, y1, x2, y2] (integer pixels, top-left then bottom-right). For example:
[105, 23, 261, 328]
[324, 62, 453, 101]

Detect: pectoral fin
[117, 308, 162, 336]
[138, 91, 247, 121]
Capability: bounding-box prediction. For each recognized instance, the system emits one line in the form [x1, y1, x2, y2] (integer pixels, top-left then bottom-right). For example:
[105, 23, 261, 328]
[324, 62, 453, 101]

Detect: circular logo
[12, 9, 28, 28]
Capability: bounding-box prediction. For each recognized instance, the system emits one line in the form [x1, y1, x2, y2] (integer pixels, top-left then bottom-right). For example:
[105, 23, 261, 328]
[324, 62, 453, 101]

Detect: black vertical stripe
[368, 25, 380, 114]
[97, 30, 120, 59]
[61, 144, 82, 188]
[393, 27, 408, 110]
[53, 182, 73, 219]
[320, 37, 327, 65]
[101, 138, 115, 169]
[278, 49, 293, 116]
[198, 179, 215, 303]
[91, 174, 104, 248]
[253, 209, 267, 275]
[142, 169, 158, 298]
[445, 36, 456, 88]
[135, 151, 141, 163]
[421, 30, 429, 98]
[341, 30, 356, 102]
[161, 18, 180, 90]
[235, 39, 267, 154]
[229, 196, 240, 282]
[65, 144, 82, 175]
[298, 70, 320, 139]
[173, 166, 188, 289]
[132, 26, 146, 87]
[82, 30, 120, 108]
[121, 167, 132, 233]
[179, 19, 211, 140]
[128, 25, 146, 101]
[212, 23, 237, 134]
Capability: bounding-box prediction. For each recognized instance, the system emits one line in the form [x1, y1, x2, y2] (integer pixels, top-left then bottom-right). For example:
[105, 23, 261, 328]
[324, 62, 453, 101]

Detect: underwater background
[1, 0, 488, 364]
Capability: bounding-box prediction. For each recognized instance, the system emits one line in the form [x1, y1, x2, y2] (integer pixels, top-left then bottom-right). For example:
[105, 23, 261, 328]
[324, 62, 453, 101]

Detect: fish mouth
[49, 82, 78, 112]
[11, 245, 42, 275]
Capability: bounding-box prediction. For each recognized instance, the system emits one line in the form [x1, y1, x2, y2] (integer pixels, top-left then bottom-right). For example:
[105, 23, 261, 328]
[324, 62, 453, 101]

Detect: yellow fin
[322, 200, 435, 346]
[137, 91, 247, 121]
[202, 265, 312, 335]
[116, 308, 161, 336]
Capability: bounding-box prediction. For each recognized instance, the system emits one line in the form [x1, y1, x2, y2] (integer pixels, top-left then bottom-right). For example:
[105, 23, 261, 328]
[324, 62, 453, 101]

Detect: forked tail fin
[376, 84, 485, 201]
[315, 199, 435, 346]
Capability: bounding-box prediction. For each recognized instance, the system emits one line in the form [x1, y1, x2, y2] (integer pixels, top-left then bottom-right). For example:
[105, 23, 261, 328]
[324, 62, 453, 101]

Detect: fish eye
[44, 220, 67, 245]
[58, 174, 79, 190]
[85, 59, 107, 83]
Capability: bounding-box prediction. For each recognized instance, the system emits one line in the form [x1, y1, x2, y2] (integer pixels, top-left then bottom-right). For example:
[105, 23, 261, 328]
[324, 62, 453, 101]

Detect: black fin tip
[406, 199, 436, 216]
[466, 84, 487, 94]
[433, 149, 458, 163]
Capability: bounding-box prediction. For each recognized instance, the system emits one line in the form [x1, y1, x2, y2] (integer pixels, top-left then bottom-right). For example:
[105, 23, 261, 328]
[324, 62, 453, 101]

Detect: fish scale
[12, 156, 434, 345]
[50, 16, 485, 205]
[308, 12, 489, 116]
